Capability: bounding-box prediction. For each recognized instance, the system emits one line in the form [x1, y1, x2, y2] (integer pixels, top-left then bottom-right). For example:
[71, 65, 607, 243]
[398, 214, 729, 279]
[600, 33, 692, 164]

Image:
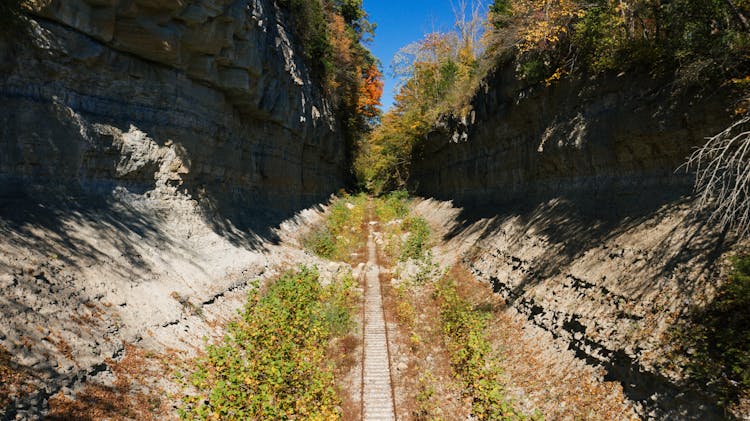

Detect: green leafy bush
[672, 255, 750, 407]
[400, 216, 430, 261]
[434, 276, 532, 420]
[305, 194, 368, 261]
[375, 190, 410, 222]
[178, 267, 356, 420]
[305, 228, 338, 260]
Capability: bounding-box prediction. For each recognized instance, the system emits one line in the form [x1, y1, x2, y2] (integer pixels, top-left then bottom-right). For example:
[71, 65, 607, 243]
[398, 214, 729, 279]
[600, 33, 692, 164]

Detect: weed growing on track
[178, 267, 357, 420]
[399, 217, 430, 261]
[305, 194, 368, 261]
[375, 190, 410, 221]
[375, 192, 535, 419]
[371, 191, 430, 263]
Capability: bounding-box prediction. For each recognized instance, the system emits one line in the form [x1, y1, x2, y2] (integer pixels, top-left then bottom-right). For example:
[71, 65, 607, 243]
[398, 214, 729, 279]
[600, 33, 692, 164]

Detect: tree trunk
[724, 0, 750, 30]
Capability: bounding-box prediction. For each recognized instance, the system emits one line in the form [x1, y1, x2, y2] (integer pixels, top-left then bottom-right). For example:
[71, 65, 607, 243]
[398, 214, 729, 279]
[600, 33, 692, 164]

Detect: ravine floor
[361, 222, 396, 420]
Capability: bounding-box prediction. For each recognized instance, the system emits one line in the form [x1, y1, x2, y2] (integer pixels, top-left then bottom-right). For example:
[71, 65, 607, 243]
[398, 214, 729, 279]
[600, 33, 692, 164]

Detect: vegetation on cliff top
[487, 0, 749, 86]
[279, 0, 383, 165]
[354, 0, 750, 195]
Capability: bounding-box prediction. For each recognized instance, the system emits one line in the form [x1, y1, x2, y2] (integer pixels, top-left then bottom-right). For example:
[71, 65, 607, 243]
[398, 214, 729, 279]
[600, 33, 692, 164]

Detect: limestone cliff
[409, 64, 744, 419]
[411, 66, 732, 205]
[0, 0, 346, 215]
[0, 2, 349, 418]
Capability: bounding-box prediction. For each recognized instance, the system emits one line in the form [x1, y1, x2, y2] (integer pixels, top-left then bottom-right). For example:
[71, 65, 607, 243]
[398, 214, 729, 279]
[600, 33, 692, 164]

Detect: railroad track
[361, 221, 397, 420]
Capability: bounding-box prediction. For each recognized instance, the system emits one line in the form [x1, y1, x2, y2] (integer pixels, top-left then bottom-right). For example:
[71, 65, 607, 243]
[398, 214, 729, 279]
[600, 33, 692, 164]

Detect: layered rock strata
[0, 1, 349, 418]
[410, 66, 732, 205]
[1, 0, 346, 213]
[409, 65, 742, 419]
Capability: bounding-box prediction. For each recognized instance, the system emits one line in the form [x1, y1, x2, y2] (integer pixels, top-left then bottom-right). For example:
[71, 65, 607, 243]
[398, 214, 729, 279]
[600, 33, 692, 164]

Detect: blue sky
[364, 1, 465, 111]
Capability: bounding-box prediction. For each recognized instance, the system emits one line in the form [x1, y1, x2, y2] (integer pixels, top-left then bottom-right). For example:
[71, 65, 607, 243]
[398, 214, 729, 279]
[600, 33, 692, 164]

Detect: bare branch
[684, 115, 750, 238]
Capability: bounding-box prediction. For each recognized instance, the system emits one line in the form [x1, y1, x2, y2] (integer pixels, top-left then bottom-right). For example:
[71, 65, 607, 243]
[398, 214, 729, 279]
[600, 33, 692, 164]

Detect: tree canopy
[354, 0, 750, 195]
[279, 0, 384, 166]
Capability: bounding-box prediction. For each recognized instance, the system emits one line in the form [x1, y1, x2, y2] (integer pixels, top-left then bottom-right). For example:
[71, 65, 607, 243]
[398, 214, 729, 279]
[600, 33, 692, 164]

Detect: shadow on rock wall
[431, 190, 732, 419]
[0, 17, 343, 255]
[442, 188, 730, 300]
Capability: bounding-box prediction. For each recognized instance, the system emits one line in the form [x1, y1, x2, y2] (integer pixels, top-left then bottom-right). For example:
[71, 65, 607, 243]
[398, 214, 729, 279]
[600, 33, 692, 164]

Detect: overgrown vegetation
[670, 255, 750, 409]
[374, 192, 539, 419]
[399, 216, 430, 261]
[304, 194, 368, 261]
[491, 0, 750, 85]
[434, 275, 534, 420]
[371, 190, 431, 262]
[278, 0, 383, 170]
[178, 267, 357, 420]
[354, 0, 750, 194]
[374, 189, 410, 221]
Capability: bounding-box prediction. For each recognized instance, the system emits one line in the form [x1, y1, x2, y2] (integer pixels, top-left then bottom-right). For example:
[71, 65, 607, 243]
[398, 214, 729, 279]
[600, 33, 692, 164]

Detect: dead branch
[685, 115, 750, 238]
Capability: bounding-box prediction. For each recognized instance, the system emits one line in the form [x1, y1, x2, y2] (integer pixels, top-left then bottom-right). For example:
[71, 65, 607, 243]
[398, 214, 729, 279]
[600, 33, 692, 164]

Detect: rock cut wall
[409, 64, 743, 419]
[0, 3, 351, 416]
[0, 0, 346, 215]
[410, 65, 732, 206]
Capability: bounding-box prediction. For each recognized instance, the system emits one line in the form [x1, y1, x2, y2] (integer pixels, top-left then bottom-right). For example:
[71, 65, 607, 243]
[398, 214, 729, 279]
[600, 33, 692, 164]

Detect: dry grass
[331, 269, 365, 421]
[381, 268, 470, 420]
[332, 332, 363, 421]
[47, 344, 178, 420]
[50, 334, 75, 365]
[331, 205, 369, 421]
[447, 265, 639, 420]
[0, 345, 34, 410]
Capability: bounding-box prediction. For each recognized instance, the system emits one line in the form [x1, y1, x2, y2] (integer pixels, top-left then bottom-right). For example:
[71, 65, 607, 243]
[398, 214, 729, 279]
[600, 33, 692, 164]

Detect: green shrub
[434, 277, 531, 420]
[671, 254, 750, 407]
[305, 194, 368, 261]
[305, 227, 337, 260]
[375, 189, 410, 222]
[178, 267, 356, 420]
[517, 55, 549, 84]
[400, 216, 430, 261]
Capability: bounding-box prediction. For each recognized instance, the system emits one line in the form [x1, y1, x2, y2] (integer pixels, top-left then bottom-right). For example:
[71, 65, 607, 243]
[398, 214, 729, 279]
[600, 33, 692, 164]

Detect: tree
[452, 0, 486, 63]
[357, 64, 384, 121]
[490, 0, 513, 27]
[355, 2, 486, 193]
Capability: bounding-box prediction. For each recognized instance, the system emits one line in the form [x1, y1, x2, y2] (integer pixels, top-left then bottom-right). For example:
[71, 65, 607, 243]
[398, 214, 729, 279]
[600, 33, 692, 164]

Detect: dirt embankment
[413, 196, 746, 420]
[0, 191, 346, 420]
